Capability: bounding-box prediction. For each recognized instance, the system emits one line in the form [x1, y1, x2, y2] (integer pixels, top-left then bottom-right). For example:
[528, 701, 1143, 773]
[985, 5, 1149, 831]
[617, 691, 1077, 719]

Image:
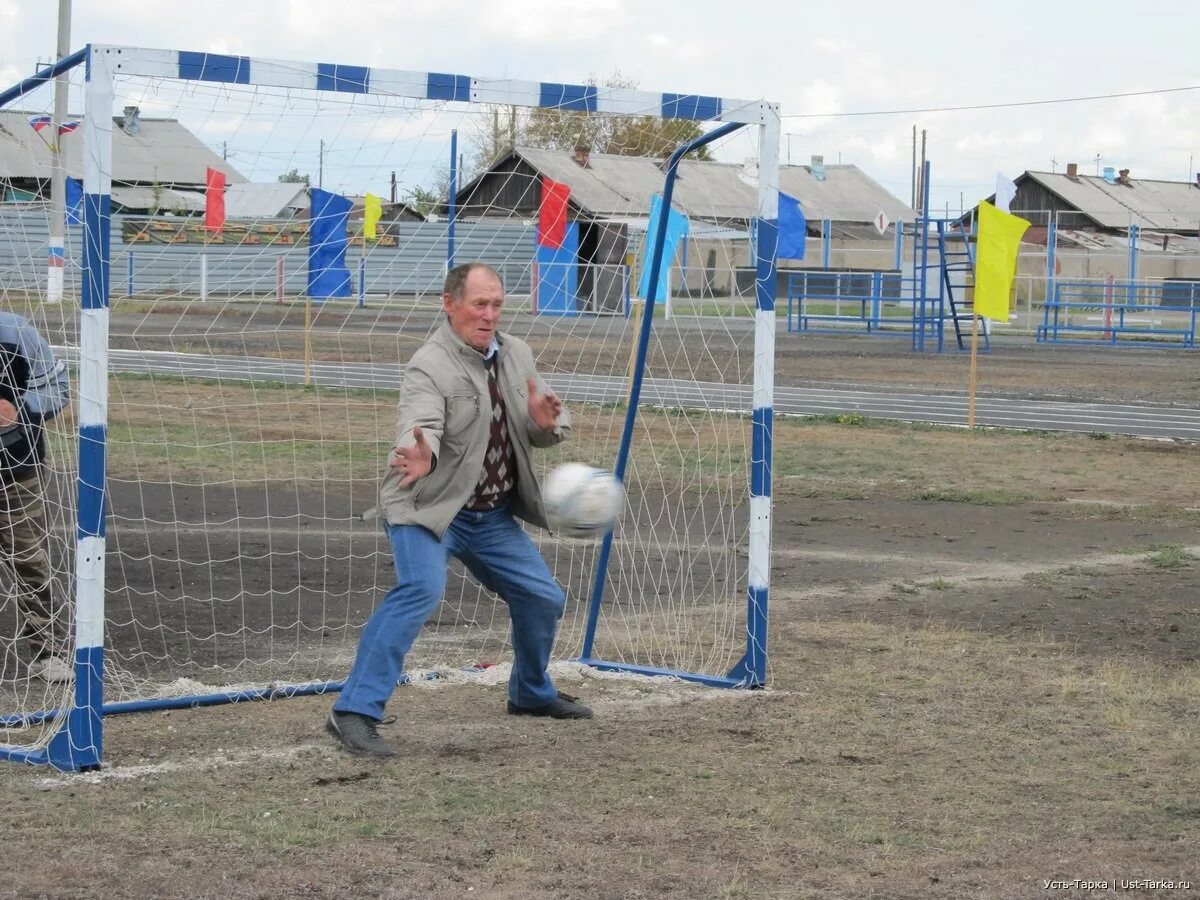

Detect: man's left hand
[527, 377, 562, 431]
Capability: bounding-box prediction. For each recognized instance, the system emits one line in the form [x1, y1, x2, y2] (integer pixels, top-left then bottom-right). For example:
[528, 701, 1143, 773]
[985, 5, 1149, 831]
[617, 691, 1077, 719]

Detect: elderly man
[327, 262, 591, 758]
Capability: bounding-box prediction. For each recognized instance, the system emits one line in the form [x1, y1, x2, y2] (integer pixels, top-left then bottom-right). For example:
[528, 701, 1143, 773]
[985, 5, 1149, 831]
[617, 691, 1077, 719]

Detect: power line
[782, 83, 1200, 120]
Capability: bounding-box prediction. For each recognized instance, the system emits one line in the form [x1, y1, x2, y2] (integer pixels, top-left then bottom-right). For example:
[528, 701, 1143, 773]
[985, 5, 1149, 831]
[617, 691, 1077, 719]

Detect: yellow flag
[363, 192, 382, 241]
[973, 200, 1030, 321]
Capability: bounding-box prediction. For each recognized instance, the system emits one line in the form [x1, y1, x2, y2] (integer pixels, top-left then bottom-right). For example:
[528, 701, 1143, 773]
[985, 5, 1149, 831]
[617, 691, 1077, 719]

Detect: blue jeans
[334, 505, 566, 721]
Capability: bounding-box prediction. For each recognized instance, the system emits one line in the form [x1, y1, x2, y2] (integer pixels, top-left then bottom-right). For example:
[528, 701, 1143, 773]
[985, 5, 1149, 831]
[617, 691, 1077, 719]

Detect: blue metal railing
[785, 270, 906, 334]
[1038, 279, 1198, 347]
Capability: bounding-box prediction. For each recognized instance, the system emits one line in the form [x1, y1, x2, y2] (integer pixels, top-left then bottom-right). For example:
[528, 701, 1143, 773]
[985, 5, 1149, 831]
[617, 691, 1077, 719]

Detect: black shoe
[325, 710, 396, 757]
[507, 691, 593, 719]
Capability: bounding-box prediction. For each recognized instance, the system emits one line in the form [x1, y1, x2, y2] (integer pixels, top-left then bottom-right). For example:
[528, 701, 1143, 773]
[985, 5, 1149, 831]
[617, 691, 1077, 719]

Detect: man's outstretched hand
[390, 425, 434, 488]
[527, 377, 562, 431]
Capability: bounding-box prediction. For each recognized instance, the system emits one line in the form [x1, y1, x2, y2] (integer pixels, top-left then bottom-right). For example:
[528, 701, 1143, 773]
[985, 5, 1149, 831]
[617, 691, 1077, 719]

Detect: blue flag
[308, 188, 352, 298]
[778, 191, 807, 260]
[65, 177, 83, 226]
[638, 194, 689, 302]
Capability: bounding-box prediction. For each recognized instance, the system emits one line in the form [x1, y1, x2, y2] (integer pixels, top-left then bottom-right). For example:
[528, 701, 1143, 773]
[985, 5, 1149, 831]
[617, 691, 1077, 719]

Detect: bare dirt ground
[26, 297, 1200, 404]
[1, 299, 1198, 898]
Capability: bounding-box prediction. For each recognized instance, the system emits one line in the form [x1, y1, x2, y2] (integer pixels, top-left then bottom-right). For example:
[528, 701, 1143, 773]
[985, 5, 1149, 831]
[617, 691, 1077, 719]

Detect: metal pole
[923, 160, 940, 351]
[580, 120, 746, 668]
[1046, 216, 1057, 308]
[911, 124, 917, 208]
[1127, 222, 1139, 305]
[46, 0, 72, 304]
[448, 129, 458, 270]
[919, 130, 927, 213]
[915, 160, 932, 351]
[318, 139, 323, 188]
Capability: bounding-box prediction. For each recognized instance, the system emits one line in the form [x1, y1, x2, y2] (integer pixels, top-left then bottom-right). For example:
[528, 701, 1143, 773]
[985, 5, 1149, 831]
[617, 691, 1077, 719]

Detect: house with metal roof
[456, 146, 913, 228]
[973, 168, 1200, 234]
[454, 146, 914, 308]
[0, 107, 243, 210]
[223, 183, 309, 219]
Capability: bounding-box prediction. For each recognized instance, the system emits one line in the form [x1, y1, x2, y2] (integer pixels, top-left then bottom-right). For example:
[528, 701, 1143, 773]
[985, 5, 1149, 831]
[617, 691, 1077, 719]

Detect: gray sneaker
[507, 691, 593, 719]
[325, 710, 396, 758]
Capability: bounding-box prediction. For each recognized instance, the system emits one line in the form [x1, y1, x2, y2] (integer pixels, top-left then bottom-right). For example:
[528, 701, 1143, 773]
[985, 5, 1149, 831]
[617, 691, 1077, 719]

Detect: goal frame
[0, 43, 780, 771]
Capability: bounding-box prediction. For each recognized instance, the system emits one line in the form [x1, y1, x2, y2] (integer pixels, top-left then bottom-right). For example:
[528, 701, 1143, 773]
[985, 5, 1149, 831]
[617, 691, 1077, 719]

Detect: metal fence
[0, 210, 535, 300]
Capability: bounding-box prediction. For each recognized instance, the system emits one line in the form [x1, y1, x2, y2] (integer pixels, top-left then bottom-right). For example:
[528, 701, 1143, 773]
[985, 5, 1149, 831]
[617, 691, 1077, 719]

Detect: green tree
[402, 184, 443, 218]
[466, 71, 712, 177]
[278, 168, 311, 185]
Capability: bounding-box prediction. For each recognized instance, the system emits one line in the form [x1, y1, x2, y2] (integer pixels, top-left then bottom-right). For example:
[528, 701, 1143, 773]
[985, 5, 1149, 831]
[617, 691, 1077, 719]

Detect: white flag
[994, 173, 1017, 213]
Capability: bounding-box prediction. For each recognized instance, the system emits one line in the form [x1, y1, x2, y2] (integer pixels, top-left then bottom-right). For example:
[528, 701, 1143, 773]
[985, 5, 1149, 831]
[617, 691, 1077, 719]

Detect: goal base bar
[573, 657, 764, 689]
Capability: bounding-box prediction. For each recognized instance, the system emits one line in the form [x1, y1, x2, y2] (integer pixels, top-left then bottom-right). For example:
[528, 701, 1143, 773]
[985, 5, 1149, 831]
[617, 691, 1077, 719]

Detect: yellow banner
[974, 201, 1030, 321]
[364, 193, 382, 241]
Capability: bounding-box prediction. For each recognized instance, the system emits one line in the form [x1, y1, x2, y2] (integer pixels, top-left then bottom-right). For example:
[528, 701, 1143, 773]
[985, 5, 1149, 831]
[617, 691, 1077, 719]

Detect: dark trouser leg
[0, 472, 62, 660]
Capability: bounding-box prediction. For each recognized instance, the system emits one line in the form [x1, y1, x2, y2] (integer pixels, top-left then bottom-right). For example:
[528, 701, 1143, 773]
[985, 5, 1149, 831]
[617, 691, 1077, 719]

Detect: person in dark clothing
[0, 311, 71, 684]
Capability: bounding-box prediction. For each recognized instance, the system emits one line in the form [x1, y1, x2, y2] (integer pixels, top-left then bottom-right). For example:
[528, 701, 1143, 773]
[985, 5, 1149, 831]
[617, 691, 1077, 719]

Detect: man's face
[443, 268, 504, 352]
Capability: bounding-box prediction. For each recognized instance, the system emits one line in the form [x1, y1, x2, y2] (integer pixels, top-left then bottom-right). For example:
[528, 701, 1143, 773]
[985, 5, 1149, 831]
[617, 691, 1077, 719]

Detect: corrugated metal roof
[1057, 228, 1200, 253]
[780, 165, 915, 224]
[1025, 170, 1200, 231]
[0, 110, 244, 186]
[111, 185, 205, 212]
[223, 183, 309, 218]
[506, 148, 914, 225]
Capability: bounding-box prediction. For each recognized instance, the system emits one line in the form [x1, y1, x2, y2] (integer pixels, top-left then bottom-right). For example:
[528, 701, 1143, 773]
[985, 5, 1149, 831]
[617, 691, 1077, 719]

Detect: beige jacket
[379, 320, 570, 538]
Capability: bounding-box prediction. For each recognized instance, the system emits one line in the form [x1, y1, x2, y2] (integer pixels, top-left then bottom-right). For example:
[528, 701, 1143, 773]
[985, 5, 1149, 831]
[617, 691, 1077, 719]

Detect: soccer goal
[0, 45, 780, 770]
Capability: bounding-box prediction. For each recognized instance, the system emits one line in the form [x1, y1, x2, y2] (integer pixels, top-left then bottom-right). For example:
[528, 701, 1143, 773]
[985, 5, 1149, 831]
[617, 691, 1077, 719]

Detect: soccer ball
[542, 463, 625, 538]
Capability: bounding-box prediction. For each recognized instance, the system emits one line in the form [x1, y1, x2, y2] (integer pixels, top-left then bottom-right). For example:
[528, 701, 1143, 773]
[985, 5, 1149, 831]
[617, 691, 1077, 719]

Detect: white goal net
[0, 48, 778, 762]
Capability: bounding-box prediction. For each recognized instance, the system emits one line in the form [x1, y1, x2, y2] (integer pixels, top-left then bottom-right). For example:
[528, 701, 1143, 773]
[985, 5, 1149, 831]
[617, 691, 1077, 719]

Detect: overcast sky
[2, 0, 1197, 214]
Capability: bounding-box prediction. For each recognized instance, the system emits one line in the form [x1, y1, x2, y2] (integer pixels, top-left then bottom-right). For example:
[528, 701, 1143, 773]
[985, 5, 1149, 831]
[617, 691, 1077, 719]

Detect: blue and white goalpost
[0, 44, 779, 770]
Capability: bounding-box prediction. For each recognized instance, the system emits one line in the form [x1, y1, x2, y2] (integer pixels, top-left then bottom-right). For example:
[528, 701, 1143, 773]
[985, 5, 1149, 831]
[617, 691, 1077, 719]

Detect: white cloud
[473, 0, 629, 43]
[869, 134, 900, 162]
[954, 127, 1044, 156]
[2, 0, 1197, 212]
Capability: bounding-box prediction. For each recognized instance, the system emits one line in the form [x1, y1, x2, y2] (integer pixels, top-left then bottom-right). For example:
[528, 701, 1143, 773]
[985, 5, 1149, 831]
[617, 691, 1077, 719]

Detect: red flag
[537, 177, 570, 249]
[205, 167, 227, 233]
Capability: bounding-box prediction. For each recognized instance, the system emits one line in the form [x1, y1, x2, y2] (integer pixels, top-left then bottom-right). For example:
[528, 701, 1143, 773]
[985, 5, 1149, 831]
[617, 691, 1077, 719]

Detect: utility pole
[390, 170, 397, 204]
[916, 129, 927, 215]
[46, 0, 71, 304]
[318, 139, 324, 188]
[222, 140, 227, 161]
[911, 124, 917, 208]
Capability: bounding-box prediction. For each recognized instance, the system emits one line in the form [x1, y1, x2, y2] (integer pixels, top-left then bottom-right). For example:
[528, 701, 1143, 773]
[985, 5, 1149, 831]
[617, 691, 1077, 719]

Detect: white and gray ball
[542, 463, 625, 539]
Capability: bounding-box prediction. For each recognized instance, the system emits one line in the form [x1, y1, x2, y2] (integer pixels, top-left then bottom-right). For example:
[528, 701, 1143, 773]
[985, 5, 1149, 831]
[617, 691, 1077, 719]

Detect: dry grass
[3, 311, 1198, 896]
[2, 615, 1198, 898]
[92, 375, 1199, 521]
